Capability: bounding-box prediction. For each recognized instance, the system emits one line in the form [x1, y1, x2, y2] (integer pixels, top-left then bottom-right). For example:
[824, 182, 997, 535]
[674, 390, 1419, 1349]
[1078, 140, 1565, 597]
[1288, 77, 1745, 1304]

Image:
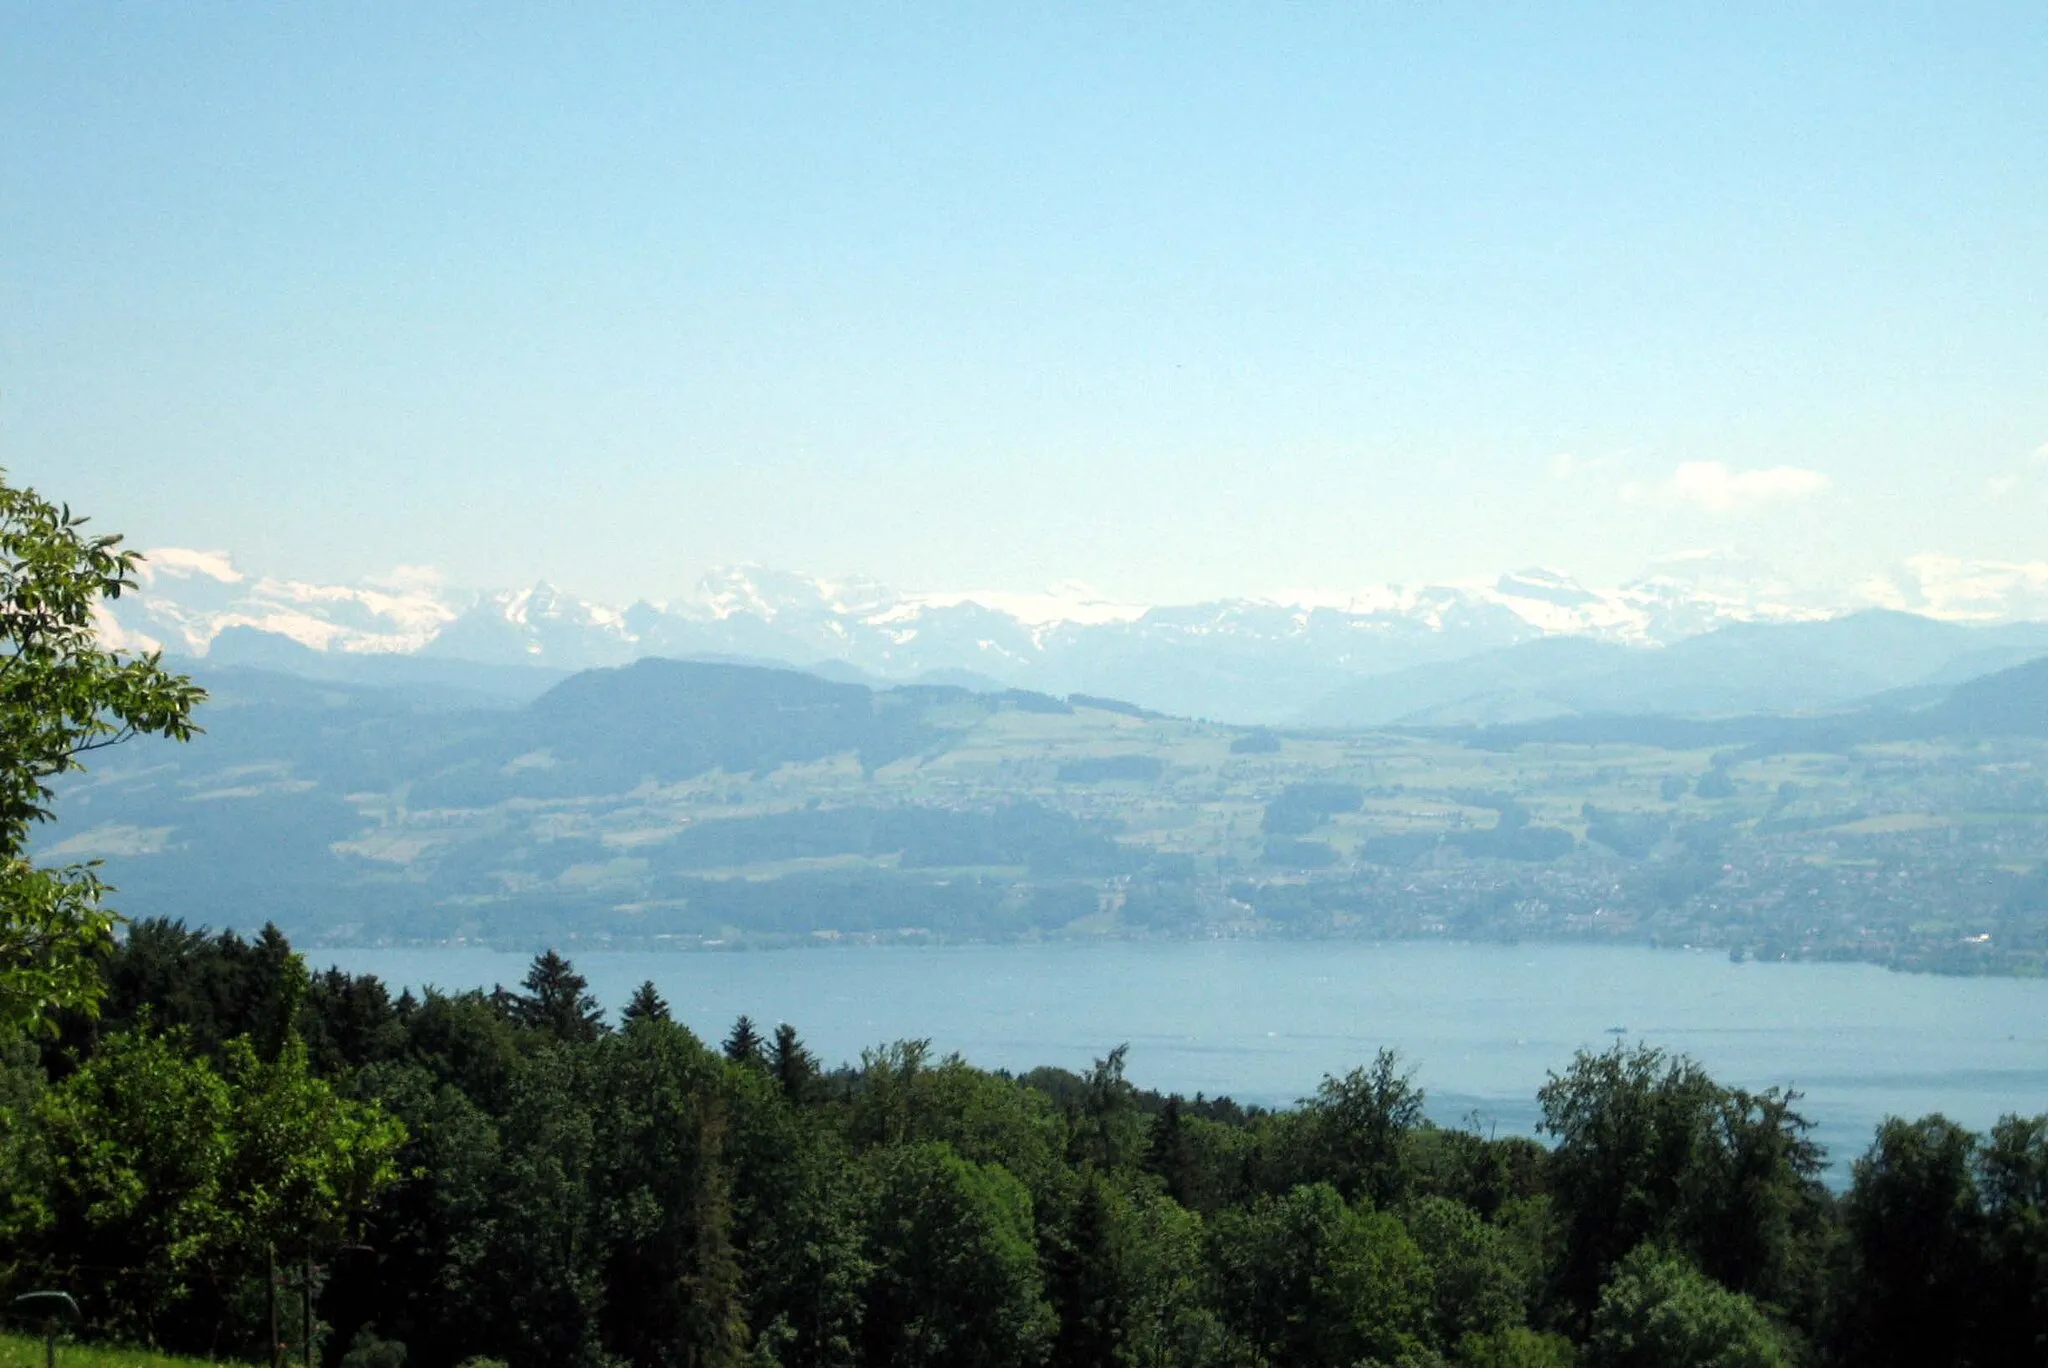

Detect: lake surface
[320, 941, 2048, 1175]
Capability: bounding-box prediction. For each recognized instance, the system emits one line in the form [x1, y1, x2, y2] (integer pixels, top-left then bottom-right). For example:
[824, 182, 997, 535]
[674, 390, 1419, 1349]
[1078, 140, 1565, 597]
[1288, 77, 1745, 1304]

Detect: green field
[0, 1334, 245, 1368]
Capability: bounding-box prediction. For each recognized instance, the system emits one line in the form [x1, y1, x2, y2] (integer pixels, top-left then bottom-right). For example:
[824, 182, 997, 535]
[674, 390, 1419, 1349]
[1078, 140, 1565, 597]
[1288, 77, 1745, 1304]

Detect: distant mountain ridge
[100, 550, 2048, 723]
[1441, 644, 2048, 752]
[1302, 612, 2048, 727]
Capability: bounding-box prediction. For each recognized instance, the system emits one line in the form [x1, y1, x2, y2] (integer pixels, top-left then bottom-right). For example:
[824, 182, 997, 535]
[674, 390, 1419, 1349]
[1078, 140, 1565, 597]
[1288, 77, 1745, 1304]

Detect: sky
[3, 3, 2045, 605]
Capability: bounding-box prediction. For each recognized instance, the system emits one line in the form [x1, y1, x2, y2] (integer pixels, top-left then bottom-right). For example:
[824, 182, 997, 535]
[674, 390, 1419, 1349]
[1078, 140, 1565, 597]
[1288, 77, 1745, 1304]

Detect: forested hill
[6, 922, 2045, 1368]
[181, 656, 1024, 786]
[415, 658, 999, 802]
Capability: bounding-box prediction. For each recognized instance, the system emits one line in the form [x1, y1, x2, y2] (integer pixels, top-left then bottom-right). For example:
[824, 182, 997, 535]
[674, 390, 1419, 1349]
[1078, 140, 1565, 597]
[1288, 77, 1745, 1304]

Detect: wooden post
[303, 1251, 315, 1368]
[267, 1243, 280, 1368]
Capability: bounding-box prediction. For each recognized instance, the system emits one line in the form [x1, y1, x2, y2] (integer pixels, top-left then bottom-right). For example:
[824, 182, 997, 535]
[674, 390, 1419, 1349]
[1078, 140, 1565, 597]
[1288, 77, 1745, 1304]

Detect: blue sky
[3, 4, 2044, 603]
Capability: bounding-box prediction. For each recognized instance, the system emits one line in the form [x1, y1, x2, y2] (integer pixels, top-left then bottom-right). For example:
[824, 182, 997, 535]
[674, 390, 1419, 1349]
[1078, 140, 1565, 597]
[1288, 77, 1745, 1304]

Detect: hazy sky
[4, 4, 2045, 603]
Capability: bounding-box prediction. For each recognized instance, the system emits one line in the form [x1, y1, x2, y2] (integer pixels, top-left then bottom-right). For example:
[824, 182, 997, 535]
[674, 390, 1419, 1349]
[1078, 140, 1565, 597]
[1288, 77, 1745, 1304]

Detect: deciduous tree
[0, 477, 202, 1036]
[1588, 1246, 1789, 1368]
[862, 1141, 1055, 1368]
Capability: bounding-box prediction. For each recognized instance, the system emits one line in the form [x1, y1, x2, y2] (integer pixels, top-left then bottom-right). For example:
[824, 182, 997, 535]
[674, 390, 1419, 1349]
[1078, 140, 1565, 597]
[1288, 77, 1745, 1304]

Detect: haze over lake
[322, 940, 2048, 1178]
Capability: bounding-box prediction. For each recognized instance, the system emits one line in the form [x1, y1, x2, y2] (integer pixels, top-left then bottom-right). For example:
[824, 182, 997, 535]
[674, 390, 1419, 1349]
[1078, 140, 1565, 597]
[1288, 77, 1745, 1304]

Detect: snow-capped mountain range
[97, 549, 2048, 723]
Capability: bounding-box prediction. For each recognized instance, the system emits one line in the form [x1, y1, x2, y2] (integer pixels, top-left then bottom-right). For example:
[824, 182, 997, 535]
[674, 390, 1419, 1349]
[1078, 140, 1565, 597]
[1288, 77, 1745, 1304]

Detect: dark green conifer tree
[769, 1021, 817, 1101]
[302, 964, 405, 1073]
[514, 950, 605, 1043]
[723, 1014, 764, 1067]
[1047, 1172, 1124, 1368]
[621, 980, 671, 1026]
[1143, 1095, 1200, 1209]
[683, 1094, 749, 1367]
[244, 922, 307, 1061]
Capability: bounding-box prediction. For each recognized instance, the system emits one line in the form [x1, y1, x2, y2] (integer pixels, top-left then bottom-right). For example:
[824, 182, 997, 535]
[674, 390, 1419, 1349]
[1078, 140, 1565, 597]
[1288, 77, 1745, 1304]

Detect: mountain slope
[1297, 637, 1631, 727]
[1301, 613, 2048, 726]
[1596, 612, 2048, 715]
[1928, 653, 2048, 737]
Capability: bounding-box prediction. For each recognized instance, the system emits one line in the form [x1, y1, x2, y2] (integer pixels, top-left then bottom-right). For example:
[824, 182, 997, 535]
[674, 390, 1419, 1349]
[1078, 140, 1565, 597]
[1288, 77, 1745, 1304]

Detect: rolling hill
[38, 648, 2048, 969]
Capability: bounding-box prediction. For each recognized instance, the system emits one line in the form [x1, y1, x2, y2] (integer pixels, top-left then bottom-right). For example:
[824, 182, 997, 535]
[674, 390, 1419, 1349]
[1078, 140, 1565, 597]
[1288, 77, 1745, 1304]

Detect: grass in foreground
[0, 1331, 247, 1368]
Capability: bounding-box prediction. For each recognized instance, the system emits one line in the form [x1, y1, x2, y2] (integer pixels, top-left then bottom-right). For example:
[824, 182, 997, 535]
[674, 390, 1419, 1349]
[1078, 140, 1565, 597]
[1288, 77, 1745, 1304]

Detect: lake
[320, 940, 2048, 1175]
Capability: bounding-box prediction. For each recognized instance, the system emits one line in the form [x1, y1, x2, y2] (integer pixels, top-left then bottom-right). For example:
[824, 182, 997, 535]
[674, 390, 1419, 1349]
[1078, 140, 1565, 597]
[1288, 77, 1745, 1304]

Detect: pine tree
[516, 949, 605, 1043]
[723, 1014, 764, 1067]
[246, 922, 308, 1062]
[1144, 1095, 1201, 1209]
[622, 980, 671, 1026]
[769, 1022, 817, 1102]
[684, 1093, 749, 1366]
[1048, 1172, 1124, 1368]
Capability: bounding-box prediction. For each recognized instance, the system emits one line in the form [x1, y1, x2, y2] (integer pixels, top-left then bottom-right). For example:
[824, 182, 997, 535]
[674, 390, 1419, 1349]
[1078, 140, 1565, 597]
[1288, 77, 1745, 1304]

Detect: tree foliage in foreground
[7, 1021, 403, 1355]
[0, 474, 202, 1037]
[7, 926, 2048, 1367]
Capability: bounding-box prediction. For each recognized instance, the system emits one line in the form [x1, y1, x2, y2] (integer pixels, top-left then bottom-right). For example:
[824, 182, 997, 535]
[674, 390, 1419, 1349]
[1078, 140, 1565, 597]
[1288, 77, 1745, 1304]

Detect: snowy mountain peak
[118, 548, 455, 656]
[899, 581, 1149, 628]
[101, 546, 2048, 721]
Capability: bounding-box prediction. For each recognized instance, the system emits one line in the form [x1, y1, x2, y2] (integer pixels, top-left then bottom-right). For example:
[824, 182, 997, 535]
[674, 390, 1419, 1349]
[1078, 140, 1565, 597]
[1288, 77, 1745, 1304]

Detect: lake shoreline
[316, 938, 2048, 1181]
[287, 925, 2046, 980]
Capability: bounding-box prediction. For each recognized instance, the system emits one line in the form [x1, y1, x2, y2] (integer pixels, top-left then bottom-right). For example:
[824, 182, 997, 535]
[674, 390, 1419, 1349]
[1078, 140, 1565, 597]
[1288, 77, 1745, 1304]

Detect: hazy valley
[50, 615, 2048, 973]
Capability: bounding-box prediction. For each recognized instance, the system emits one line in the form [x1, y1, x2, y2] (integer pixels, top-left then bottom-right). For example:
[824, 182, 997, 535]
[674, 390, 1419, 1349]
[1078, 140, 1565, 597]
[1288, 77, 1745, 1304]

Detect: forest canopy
[3, 923, 2045, 1368]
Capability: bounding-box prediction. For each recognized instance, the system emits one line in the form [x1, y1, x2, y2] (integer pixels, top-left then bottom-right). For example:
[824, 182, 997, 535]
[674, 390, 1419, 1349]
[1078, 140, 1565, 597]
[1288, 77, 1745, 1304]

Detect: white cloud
[1622, 461, 1831, 513]
[1987, 474, 2022, 497]
[1860, 554, 2048, 621]
[2032, 441, 2048, 465]
[138, 546, 243, 583]
[90, 598, 161, 653]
